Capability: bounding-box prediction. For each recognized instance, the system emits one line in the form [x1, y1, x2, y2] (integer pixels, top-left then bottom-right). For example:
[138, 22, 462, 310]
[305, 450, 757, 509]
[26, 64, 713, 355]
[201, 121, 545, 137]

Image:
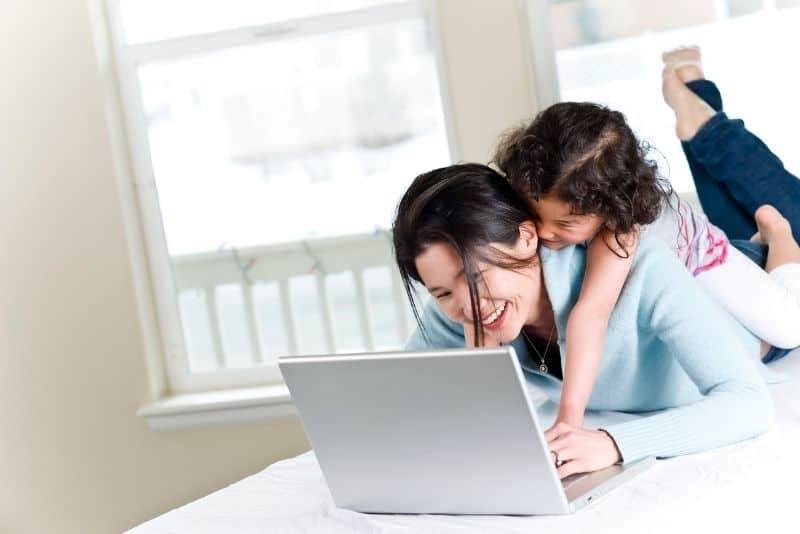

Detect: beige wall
[438, 0, 536, 161]
[0, 0, 534, 532]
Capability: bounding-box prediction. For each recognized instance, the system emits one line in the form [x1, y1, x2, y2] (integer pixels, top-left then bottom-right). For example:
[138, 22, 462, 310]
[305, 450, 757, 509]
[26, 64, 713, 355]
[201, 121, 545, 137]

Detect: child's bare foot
[662, 67, 715, 141]
[754, 205, 793, 245]
[754, 205, 800, 272]
[662, 46, 704, 83]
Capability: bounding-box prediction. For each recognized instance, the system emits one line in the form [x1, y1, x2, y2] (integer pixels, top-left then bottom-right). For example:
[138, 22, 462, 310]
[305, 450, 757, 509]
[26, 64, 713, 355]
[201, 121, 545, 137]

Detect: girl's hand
[545, 422, 622, 479]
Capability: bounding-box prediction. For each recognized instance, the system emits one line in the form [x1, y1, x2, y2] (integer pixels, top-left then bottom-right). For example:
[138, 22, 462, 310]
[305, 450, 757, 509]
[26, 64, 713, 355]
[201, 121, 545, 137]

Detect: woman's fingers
[544, 421, 572, 442]
[546, 425, 620, 479]
[547, 424, 580, 474]
[547, 439, 572, 464]
[557, 459, 587, 479]
[547, 430, 577, 451]
[551, 438, 588, 479]
[551, 446, 578, 465]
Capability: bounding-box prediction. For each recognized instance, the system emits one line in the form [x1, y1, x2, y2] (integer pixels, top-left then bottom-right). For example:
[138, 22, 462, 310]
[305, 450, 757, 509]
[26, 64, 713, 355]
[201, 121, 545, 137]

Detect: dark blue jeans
[682, 80, 800, 242]
[682, 79, 800, 363]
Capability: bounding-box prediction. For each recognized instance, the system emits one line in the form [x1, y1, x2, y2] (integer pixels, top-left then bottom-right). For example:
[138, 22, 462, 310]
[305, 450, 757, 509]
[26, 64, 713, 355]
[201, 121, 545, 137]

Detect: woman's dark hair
[493, 102, 674, 256]
[392, 163, 538, 346]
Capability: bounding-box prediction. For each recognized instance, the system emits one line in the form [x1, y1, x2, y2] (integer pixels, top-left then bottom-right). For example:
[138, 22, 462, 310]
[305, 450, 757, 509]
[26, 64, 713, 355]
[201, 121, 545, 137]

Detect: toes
[755, 205, 781, 223]
[754, 205, 791, 239]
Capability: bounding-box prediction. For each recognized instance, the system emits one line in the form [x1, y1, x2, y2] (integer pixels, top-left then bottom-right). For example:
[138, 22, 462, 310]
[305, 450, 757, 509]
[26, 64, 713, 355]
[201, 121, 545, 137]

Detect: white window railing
[170, 231, 422, 383]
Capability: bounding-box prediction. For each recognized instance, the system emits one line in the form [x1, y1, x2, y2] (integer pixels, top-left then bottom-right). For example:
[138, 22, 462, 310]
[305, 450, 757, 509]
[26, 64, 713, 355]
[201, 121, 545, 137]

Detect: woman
[393, 163, 784, 479]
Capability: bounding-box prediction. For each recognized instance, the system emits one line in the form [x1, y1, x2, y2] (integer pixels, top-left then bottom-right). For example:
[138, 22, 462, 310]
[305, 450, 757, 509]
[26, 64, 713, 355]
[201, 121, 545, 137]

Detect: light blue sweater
[406, 237, 775, 463]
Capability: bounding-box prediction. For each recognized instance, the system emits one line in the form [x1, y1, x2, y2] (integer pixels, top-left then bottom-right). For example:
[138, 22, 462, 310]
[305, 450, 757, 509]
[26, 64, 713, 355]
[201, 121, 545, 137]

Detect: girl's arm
[558, 229, 636, 427]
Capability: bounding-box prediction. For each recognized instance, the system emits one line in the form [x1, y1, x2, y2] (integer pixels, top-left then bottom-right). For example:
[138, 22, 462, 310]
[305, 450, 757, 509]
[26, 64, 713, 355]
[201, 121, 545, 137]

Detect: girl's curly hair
[493, 102, 674, 255]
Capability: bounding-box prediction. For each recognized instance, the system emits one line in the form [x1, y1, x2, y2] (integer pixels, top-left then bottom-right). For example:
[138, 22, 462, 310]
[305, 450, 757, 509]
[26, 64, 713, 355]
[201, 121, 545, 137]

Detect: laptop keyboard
[561, 472, 589, 489]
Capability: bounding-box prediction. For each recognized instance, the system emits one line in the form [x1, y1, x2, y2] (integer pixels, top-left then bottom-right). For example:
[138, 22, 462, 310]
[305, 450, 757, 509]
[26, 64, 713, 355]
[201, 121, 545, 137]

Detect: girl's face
[414, 222, 544, 345]
[531, 194, 605, 249]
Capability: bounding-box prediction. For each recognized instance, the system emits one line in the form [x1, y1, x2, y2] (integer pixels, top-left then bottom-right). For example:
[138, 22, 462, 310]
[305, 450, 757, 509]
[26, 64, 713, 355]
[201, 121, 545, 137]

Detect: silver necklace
[521, 323, 556, 374]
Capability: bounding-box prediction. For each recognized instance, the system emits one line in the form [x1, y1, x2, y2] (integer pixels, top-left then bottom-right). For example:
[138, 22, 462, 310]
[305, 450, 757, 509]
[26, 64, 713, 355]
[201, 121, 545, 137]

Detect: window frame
[521, 0, 561, 111]
[521, 0, 708, 198]
[104, 0, 458, 394]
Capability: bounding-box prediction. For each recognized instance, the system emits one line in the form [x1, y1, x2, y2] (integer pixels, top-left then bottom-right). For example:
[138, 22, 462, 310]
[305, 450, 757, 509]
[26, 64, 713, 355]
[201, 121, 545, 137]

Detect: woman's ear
[518, 221, 538, 253]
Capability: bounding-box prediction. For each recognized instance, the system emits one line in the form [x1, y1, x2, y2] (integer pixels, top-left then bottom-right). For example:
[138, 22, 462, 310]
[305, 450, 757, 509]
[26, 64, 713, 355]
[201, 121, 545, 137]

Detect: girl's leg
[729, 206, 800, 271]
[728, 239, 767, 267]
[662, 47, 756, 238]
[663, 49, 800, 362]
[680, 81, 759, 239]
[755, 205, 800, 272]
[662, 62, 800, 242]
[757, 207, 800, 361]
[726, 239, 786, 362]
[697, 245, 800, 350]
[684, 114, 800, 243]
[681, 137, 757, 239]
[700, 207, 800, 362]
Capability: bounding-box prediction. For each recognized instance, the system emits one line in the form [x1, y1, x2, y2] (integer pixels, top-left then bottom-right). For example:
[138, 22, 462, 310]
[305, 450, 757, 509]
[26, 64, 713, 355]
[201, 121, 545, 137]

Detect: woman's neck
[524, 267, 556, 337]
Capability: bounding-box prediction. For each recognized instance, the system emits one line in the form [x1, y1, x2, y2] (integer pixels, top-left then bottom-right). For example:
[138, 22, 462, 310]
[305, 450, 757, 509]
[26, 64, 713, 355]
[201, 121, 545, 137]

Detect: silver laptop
[279, 346, 654, 515]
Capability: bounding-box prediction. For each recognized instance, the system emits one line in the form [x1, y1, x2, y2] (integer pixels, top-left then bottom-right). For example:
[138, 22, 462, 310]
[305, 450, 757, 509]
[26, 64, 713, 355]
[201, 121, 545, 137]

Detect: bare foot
[662, 67, 715, 140]
[662, 46, 704, 83]
[754, 205, 792, 245]
[754, 205, 800, 272]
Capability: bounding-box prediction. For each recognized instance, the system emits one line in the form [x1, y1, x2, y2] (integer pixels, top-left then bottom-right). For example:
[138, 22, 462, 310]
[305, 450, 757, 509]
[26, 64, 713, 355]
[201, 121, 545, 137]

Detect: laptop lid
[279, 347, 571, 515]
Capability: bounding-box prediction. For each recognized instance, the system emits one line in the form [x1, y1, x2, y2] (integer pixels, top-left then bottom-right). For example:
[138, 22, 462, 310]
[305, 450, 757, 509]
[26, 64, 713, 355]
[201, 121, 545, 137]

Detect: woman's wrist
[598, 428, 623, 464]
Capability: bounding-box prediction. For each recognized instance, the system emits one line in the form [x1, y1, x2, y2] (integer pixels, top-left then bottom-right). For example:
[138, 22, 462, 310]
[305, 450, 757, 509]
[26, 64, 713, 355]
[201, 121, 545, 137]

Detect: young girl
[493, 49, 800, 429]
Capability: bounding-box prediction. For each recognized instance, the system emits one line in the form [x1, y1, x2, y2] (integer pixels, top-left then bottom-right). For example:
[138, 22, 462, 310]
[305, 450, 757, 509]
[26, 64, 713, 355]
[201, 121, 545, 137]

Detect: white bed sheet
[130, 352, 800, 534]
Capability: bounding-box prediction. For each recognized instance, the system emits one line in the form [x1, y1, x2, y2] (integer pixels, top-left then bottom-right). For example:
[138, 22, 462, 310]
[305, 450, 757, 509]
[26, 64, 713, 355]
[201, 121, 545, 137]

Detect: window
[107, 0, 450, 392]
[526, 0, 800, 193]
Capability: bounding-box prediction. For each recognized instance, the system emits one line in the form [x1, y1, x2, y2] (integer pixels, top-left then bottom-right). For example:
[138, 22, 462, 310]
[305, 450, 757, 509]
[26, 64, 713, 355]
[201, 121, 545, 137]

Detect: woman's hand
[545, 422, 622, 479]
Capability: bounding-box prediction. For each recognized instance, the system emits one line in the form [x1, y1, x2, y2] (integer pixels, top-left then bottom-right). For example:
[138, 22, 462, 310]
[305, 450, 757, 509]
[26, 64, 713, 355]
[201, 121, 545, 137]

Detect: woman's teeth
[481, 302, 507, 325]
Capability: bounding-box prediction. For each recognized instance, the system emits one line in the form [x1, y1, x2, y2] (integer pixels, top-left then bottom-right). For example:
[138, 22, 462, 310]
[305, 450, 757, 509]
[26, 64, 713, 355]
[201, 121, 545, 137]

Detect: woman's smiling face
[414, 222, 543, 345]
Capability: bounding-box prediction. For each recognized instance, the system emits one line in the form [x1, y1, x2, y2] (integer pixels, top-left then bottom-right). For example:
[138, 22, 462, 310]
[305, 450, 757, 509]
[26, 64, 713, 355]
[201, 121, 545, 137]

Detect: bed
[129, 351, 800, 533]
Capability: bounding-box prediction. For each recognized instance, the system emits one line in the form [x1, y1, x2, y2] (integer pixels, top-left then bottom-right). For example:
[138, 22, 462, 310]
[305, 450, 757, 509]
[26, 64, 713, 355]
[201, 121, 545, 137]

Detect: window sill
[137, 384, 296, 430]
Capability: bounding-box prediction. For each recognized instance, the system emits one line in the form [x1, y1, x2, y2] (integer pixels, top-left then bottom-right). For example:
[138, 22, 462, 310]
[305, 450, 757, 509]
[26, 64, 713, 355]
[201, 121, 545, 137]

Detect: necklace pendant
[539, 363, 548, 373]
